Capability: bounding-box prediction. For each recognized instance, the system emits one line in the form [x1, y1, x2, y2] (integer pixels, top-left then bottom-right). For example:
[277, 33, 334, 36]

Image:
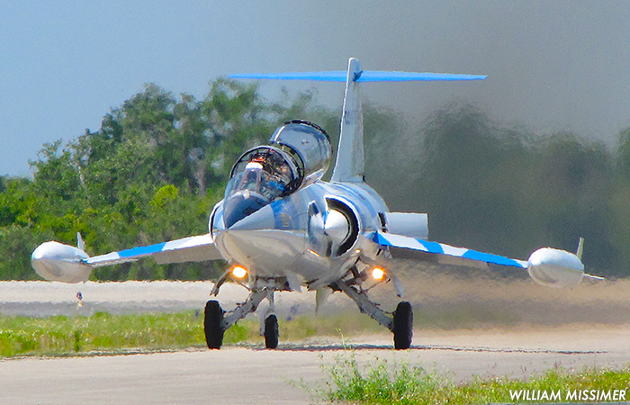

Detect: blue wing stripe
[417, 240, 444, 254]
[373, 232, 526, 269]
[117, 242, 167, 258]
[461, 250, 524, 268]
[84, 234, 221, 267]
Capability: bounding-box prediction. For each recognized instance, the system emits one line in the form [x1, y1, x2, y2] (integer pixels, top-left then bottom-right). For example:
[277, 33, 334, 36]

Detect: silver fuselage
[210, 180, 388, 289]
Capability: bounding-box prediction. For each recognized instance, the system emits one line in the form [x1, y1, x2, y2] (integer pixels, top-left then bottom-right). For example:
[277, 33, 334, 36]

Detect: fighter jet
[31, 58, 602, 350]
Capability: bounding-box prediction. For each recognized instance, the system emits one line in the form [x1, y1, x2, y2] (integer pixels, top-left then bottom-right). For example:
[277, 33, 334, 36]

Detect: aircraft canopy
[223, 146, 301, 228]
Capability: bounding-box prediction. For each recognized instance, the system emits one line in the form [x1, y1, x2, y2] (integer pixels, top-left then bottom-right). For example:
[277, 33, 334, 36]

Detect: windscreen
[223, 146, 300, 228]
[226, 147, 300, 199]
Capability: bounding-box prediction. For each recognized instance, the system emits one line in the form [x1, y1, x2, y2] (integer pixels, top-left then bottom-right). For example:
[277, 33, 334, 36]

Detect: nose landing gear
[264, 314, 279, 349]
[204, 300, 224, 349]
[203, 288, 280, 350]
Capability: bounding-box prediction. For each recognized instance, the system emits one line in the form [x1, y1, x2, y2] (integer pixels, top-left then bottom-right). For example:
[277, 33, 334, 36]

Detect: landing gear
[203, 287, 281, 350]
[393, 301, 413, 350]
[334, 278, 414, 350]
[264, 314, 279, 349]
[204, 300, 224, 349]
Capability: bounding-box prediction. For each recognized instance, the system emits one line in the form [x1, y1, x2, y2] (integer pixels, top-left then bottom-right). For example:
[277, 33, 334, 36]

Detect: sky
[1, 1, 629, 177]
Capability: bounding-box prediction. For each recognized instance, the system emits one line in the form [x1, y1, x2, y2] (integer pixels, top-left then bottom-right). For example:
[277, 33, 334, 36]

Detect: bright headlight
[371, 267, 385, 280]
[231, 265, 248, 279]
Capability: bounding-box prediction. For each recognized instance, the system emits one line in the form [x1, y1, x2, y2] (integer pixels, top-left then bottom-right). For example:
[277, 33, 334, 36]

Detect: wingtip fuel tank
[31, 241, 92, 283]
[527, 247, 585, 288]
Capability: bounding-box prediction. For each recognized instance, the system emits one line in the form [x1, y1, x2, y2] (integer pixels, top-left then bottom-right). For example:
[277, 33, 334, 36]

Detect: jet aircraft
[31, 58, 603, 350]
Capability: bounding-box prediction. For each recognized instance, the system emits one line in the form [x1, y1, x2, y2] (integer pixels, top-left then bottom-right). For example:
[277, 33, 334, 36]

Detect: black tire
[204, 300, 224, 349]
[264, 314, 279, 349]
[393, 301, 413, 350]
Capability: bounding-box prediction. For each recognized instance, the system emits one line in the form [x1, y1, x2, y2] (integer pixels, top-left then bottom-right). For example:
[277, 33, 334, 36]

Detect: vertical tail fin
[331, 58, 365, 183]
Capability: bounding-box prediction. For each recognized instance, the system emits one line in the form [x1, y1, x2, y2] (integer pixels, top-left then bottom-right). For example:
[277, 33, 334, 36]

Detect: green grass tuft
[308, 350, 630, 404]
[0, 311, 208, 357]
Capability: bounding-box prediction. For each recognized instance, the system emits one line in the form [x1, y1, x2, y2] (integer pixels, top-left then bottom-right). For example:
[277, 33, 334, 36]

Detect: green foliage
[0, 312, 206, 356]
[0, 225, 54, 280]
[0, 79, 327, 280]
[314, 352, 440, 404]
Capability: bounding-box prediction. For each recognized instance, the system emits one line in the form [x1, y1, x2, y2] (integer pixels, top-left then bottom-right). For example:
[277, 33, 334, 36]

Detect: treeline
[0, 80, 628, 280]
[0, 80, 336, 280]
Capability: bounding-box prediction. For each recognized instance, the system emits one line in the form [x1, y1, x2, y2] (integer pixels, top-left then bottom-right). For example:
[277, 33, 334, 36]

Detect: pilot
[242, 162, 263, 192]
[277, 161, 291, 179]
[248, 155, 291, 197]
[264, 173, 286, 196]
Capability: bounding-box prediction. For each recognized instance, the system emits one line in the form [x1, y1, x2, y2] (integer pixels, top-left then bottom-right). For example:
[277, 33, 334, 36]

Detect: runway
[2, 278, 630, 404]
[1, 326, 629, 405]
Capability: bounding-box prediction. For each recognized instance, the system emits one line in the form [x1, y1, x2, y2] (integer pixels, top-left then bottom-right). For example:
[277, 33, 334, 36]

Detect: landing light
[231, 265, 248, 279]
[371, 267, 386, 280]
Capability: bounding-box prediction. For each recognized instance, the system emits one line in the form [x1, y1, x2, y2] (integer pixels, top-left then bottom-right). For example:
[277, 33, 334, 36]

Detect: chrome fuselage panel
[211, 181, 388, 288]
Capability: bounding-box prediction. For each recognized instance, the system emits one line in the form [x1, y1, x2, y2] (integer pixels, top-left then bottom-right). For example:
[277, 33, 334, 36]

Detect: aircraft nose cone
[223, 192, 269, 229]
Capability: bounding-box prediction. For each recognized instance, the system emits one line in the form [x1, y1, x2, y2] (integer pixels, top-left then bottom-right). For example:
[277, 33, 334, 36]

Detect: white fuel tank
[527, 247, 584, 288]
[31, 241, 92, 283]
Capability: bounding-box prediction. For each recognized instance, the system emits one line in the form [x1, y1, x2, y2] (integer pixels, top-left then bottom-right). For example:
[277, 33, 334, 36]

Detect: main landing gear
[203, 271, 413, 350]
[392, 301, 413, 350]
[203, 288, 280, 350]
[263, 314, 279, 349]
[333, 278, 414, 350]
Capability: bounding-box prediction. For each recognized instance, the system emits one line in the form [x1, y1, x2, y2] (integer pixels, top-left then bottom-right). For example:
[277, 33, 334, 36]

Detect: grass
[304, 349, 630, 404]
[0, 310, 383, 358]
[0, 311, 206, 357]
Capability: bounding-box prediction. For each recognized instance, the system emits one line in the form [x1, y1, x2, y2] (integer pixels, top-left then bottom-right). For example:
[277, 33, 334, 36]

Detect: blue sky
[2, 1, 629, 176]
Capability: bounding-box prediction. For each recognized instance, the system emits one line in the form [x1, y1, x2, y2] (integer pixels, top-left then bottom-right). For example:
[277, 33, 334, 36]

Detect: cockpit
[221, 121, 332, 229]
[226, 147, 300, 200]
[223, 146, 301, 228]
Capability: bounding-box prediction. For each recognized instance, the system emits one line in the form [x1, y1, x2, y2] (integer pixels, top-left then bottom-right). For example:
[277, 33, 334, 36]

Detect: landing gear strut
[334, 278, 414, 349]
[203, 288, 279, 350]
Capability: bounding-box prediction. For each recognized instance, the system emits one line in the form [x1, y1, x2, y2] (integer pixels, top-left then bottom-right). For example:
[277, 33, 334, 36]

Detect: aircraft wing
[86, 234, 223, 267]
[372, 231, 528, 270]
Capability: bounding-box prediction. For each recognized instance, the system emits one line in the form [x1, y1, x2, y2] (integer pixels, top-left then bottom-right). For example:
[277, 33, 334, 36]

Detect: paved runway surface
[2, 326, 629, 405]
[2, 279, 630, 404]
